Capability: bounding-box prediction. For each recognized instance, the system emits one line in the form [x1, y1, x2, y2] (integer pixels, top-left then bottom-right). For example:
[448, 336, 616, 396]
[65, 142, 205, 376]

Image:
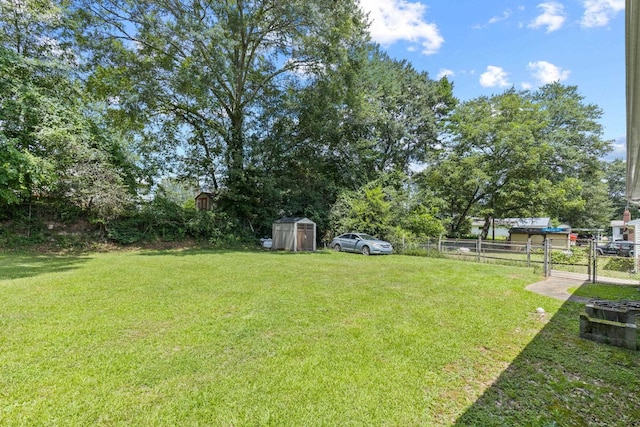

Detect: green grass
[570, 283, 640, 300]
[0, 250, 639, 426]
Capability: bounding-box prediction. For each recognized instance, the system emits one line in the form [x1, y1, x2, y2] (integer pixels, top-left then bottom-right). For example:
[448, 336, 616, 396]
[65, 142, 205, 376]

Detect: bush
[401, 247, 444, 258]
[550, 248, 587, 265]
[603, 257, 636, 272]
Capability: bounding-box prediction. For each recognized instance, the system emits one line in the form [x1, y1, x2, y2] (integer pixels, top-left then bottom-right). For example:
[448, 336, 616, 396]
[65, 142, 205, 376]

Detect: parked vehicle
[596, 241, 635, 257]
[575, 233, 595, 246]
[330, 233, 393, 255]
[616, 241, 635, 257]
[260, 238, 272, 249]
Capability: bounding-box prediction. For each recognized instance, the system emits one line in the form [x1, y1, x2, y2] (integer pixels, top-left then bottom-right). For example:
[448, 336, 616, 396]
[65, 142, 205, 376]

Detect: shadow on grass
[0, 253, 91, 280]
[454, 281, 640, 426]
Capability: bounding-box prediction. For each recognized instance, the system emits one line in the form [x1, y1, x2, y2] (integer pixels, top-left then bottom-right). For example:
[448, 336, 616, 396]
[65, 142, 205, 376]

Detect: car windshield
[357, 234, 377, 240]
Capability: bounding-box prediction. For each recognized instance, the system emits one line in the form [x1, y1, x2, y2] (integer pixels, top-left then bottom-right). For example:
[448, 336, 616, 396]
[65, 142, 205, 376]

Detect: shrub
[549, 247, 589, 265]
[603, 257, 635, 272]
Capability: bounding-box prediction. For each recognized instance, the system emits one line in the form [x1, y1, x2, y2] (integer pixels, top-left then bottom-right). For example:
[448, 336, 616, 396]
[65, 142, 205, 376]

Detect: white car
[330, 233, 393, 255]
[260, 238, 272, 249]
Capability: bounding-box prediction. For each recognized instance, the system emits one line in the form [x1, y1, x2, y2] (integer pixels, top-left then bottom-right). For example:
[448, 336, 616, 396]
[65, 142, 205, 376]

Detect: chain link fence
[396, 237, 640, 284]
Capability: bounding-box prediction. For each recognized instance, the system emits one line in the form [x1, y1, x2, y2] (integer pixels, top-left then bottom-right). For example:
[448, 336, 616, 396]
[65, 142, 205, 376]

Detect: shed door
[296, 223, 315, 251]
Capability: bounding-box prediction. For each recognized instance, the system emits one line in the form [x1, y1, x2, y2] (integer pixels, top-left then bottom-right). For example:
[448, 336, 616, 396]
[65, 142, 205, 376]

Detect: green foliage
[550, 248, 587, 265]
[327, 173, 445, 241]
[0, 138, 53, 204]
[402, 204, 445, 238]
[186, 210, 241, 246]
[400, 247, 444, 258]
[0, 31, 138, 222]
[424, 84, 613, 236]
[0, 0, 616, 244]
[603, 257, 635, 273]
[77, 0, 371, 224]
[104, 196, 244, 246]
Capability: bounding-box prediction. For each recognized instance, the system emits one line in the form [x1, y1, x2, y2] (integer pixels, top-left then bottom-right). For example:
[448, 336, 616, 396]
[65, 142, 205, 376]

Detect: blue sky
[358, 0, 626, 160]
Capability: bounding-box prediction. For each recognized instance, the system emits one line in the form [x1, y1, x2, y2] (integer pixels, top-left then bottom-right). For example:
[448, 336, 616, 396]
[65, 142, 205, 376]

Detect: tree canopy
[0, 0, 620, 244]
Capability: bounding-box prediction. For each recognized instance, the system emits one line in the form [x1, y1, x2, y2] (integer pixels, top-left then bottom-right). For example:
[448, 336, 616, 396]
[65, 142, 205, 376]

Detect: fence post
[591, 240, 597, 283]
[543, 238, 550, 277]
[587, 239, 592, 281]
[477, 236, 482, 262]
[526, 237, 531, 268]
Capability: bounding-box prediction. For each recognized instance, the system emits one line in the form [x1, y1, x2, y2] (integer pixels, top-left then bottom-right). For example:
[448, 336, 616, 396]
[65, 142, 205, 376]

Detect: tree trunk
[481, 213, 493, 240]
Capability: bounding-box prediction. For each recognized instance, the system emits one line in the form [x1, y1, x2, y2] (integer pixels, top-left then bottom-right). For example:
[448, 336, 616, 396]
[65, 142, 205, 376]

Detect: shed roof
[274, 217, 314, 224]
[472, 217, 552, 228]
[195, 191, 215, 198]
[510, 227, 570, 235]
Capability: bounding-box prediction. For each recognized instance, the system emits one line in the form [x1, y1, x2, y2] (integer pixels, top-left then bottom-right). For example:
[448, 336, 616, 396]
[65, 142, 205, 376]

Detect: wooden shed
[509, 226, 572, 249]
[272, 217, 316, 252]
[195, 192, 215, 211]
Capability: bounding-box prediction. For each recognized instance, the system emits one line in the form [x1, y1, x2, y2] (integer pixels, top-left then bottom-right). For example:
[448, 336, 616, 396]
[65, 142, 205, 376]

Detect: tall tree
[423, 85, 613, 237]
[0, 0, 137, 220]
[442, 89, 550, 238]
[75, 0, 370, 222]
[531, 83, 612, 181]
[251, 45, 454, 234]
[354, 48, 456, 175]
[605, 159, 639, 220]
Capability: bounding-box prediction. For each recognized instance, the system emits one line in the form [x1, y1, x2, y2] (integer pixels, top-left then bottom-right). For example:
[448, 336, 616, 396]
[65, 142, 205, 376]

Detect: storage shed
[195, 192, 215, 211]
[509, 226, 572, 249]
[272, 217, 316, 252]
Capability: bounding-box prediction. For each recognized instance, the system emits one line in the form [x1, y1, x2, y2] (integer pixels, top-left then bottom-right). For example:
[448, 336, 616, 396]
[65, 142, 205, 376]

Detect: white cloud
[474, 9, 513, 29]
[358, 0, 444, 55]
[489, 9, 513, 24]
[480, 66, 511, 88]
[437, 68, 455, 79]
[528, 61, 570, 84]
[528, 2, 566, 33]
[580, 0, 625, 28]
[605, 136, 626, 160]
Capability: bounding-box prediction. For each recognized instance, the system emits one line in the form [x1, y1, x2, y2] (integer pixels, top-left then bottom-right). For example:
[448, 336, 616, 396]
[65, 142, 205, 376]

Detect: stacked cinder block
[579, 300, 640, 350]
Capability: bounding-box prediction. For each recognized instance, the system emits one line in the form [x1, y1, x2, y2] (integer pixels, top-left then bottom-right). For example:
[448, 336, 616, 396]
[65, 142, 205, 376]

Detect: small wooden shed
[272, 217, 316, 252]
[195, 192, 215, 211]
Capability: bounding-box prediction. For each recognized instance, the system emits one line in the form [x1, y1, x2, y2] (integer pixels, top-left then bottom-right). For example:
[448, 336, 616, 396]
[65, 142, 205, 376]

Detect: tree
[418, 156, 487, 237]
[0, 0, 138, 222]
[531, 83, 612, 181]
[327, 173, 445, 242]
[0, 0, 71, 59]
[249, 45, 454, 236]
[530, 83, 613, 227]
[605, 159, 639, 220]
[439, 89, 550, 238]
[353, 48, 456, 174]
[424, 85, 614, 237]
[76, 0, 370, 223]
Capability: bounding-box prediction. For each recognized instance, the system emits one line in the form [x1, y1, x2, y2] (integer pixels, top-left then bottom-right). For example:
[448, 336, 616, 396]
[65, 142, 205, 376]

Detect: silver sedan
[330, 233, 393, 255]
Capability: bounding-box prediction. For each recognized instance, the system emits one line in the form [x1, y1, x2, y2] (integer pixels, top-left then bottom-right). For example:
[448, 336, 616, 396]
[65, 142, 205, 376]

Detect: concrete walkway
[526, 271, 640, 303]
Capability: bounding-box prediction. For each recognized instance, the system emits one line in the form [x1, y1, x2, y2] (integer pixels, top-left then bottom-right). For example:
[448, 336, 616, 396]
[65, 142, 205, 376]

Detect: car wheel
[361, 245, 370, 256]
[334, 244, 341, 252]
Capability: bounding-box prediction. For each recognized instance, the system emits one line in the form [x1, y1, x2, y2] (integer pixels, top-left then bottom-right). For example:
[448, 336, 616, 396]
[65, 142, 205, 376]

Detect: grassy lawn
[570, 283, 640, 300]
[1, 250, 639, 426]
